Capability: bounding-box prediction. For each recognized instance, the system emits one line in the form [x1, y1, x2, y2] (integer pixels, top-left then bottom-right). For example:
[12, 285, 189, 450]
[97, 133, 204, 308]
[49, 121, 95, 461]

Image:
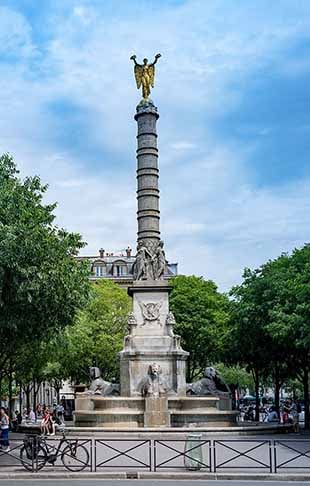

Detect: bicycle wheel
[61, 444, 89, 471]
[20, 444, 48, 471]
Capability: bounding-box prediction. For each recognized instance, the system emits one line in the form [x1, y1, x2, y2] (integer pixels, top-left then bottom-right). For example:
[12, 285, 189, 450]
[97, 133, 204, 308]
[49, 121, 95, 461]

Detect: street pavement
[0, 481, 310, 485]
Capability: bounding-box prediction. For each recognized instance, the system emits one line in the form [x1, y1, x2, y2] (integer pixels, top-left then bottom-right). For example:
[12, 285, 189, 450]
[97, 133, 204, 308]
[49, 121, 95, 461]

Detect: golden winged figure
[130, 53, 161, 100]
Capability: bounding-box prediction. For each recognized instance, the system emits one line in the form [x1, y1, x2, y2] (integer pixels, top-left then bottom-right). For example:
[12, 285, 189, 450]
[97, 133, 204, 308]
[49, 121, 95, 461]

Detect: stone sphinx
[188, 366, 231, 398]
[141, 363, 168, 398]
[88, 367, 120, 396]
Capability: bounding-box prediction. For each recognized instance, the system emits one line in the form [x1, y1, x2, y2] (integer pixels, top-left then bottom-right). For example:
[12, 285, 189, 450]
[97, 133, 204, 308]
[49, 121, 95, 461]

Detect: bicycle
[20, 430, 90, 472]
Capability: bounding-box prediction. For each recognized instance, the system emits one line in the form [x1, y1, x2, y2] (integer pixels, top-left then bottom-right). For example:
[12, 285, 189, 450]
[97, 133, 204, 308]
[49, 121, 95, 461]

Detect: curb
[1, 472, 310, 480]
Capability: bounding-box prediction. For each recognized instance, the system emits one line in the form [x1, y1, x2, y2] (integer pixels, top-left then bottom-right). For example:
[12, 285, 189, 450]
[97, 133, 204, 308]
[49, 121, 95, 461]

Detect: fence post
[154, 440, 157, 472]
[268, 440, 272, 473]
[274, 440, 277, 474]
[213, 440, 217, 473]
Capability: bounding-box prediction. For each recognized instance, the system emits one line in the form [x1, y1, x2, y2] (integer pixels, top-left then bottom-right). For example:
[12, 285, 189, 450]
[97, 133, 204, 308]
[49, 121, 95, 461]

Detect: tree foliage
[62, 280, 131, 383]
[169, 275, 230, 381]
[229, 245, 310, 425]
[0, 153, 90, 393]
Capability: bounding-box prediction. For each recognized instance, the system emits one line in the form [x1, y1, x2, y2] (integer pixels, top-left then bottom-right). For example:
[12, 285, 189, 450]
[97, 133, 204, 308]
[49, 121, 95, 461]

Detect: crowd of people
[0, 398, 67, 449]
[239, 398, 302, 431]
[39, 401, 65, 435]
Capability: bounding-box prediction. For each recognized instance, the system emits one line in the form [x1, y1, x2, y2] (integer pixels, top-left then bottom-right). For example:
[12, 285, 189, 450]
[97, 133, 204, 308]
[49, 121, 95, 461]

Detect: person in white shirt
[0, 407, 10, 451]
[28, 408, 36, 423]
[265, 406, 279, 423]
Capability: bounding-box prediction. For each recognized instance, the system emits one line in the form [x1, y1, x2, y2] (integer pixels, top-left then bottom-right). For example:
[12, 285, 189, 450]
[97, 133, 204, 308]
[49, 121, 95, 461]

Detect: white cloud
[0, 6, 35, 58]
[170, 142, 196, 151]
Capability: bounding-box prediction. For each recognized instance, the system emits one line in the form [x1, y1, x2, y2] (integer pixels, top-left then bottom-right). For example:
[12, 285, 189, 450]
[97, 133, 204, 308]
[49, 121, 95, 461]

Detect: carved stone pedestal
[144, 396, 170, 427]
[119, 281, 188, 399]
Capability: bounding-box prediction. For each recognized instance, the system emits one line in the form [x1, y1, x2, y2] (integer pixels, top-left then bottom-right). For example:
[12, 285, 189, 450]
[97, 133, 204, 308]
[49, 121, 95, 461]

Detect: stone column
[119, 100, 189, 402]
[135, 101, 160, 254]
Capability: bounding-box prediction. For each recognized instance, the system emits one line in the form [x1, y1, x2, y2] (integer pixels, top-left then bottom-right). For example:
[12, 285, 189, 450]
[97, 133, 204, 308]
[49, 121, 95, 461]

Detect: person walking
[56, 402, 65, 425]
[0, 407, 10, 451]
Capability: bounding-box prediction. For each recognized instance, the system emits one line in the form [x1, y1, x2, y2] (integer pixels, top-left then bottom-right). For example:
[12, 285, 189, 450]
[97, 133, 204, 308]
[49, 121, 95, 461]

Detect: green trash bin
[184, 433, 203, 470]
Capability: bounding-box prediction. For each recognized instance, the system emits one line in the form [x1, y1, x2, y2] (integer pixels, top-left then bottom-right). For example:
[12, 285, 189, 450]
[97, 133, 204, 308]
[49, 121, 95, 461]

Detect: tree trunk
[303, 366, 310, 430]
[24, 384, 31, 412]
[32, 379, 43, 413]
[8, 362, 13, 419]
[274, 364, 281, 417]
[19, 382, 22, 414]
[254, 368, 260, 421]
[53, 381, 62, 403]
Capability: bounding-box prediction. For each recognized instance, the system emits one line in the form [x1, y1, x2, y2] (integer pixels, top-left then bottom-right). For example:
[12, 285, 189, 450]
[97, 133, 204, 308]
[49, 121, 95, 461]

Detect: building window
[113, 262, 127, 277]
[95, 265, 105, 277]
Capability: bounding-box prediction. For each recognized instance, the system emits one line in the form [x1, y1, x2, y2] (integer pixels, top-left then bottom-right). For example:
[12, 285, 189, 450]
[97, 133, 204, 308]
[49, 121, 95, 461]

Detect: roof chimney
[99, 248, 105, 258]
[126, 246, 132, 258]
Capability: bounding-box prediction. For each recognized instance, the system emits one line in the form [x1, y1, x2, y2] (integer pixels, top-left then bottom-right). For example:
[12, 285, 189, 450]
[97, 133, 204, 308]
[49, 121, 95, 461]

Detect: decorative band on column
[137, 132, 158, 138]
[137, 168, 159, 176]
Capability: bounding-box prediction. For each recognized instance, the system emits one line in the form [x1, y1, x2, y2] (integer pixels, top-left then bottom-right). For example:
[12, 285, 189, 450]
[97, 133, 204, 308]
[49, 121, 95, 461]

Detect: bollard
[184, 433, 203, 470]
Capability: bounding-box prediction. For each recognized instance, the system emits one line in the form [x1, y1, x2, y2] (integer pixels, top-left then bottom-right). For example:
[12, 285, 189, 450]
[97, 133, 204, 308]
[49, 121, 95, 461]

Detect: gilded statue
[130, 53, 161, 100]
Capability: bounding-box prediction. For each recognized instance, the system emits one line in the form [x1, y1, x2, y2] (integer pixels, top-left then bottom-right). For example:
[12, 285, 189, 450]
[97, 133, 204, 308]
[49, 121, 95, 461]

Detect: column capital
[135, 99, 159, 120]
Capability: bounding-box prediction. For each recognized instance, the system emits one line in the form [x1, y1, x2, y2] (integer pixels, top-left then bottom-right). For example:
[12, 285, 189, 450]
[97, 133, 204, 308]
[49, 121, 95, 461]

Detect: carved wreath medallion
[139, 302, 162, 326]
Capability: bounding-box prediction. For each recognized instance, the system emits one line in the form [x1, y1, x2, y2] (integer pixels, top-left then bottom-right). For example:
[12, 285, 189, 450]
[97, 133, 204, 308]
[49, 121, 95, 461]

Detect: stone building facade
[76, 247, 178, 289]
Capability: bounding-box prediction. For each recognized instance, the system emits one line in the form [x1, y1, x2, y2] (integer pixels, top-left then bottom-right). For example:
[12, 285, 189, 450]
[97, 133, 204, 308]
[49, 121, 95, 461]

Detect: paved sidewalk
[1, 471, 310, 481]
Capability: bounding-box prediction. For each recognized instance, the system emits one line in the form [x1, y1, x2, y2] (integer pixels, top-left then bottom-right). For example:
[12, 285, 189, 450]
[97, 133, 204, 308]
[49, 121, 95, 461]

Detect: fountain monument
[74, 54, 237, 428]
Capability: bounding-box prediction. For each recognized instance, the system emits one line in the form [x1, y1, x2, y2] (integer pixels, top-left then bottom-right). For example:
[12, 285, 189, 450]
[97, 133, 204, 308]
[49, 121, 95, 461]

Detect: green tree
[0, 153, 90, 405]
[263, 246, 310, 429]
[169, 275, 230, 382]
[229, 270, 271, 420]
[230, 245, 310, 425]
[229, 265, 296, 420]
[215, 363, 254, 392]
[63, 280, 131, 383]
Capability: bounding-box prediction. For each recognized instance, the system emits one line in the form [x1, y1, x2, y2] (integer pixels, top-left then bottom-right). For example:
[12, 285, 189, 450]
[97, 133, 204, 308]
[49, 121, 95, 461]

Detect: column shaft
[135, 103, 160, 248]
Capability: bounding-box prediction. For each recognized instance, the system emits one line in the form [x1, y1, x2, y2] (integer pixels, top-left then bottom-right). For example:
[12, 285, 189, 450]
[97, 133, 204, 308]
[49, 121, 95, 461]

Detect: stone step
[171, 410, 239, 428]
[168, 397, 219, 410]
[92, 397, 145, 411]
[74, 410, 144, 428]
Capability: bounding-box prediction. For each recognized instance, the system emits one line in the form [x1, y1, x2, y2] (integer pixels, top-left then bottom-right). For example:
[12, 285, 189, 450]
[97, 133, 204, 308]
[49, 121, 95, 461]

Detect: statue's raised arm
[130, 53, 162, 100]
[150, 53, 161, 66]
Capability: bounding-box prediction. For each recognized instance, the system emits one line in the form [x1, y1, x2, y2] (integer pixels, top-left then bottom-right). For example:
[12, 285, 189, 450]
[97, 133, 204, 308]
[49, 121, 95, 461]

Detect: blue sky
[0, 0, 309, 290]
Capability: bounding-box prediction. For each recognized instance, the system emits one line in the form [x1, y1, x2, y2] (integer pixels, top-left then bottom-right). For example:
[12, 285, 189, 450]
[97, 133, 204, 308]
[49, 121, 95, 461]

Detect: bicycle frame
[40, 434, 78, 462]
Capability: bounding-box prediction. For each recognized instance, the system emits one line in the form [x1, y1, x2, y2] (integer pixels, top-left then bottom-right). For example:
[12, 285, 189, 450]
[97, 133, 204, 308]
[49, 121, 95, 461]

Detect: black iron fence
[94, 439, 151, 471]
[1, 436, 310, 473]
[214, 439, 272, 473]
[154, 439, 211, 472]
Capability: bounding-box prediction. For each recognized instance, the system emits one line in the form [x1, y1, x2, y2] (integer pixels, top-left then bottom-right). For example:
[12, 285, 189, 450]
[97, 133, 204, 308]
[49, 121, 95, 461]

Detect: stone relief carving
[139, 301, 162, 326]
[133, 241, 152, 280]
[133, 239, 167, 281]
[165, 311, 176, 336]
[165, 311, 181, 349]
[88, 366, 120, 396]
[123, 313, 138, 350]
[153, 240, 166, 280]
[127, 312, 138, 335]
[187, 366, 231, 398]
[141, 363, 168, 397]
